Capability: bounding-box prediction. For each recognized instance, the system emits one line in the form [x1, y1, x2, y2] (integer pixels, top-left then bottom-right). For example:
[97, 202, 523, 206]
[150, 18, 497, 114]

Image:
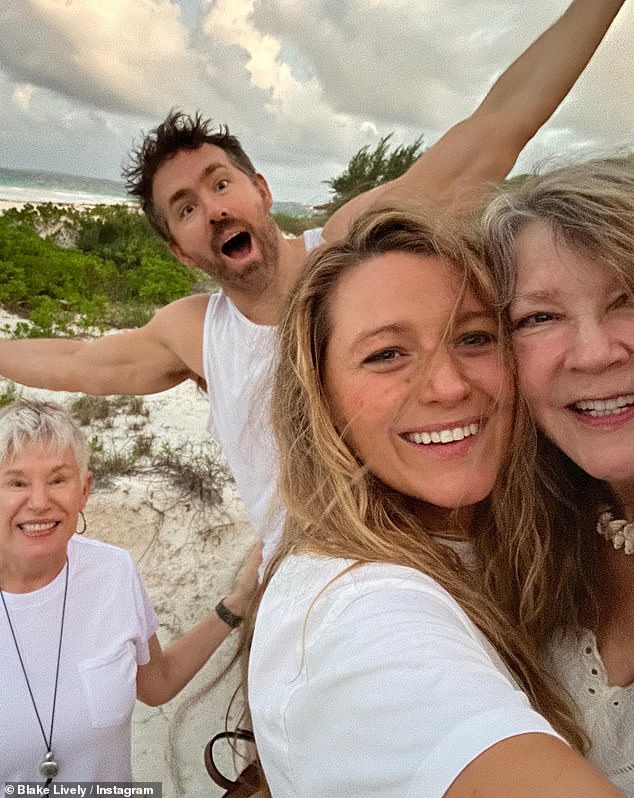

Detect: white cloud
[11, 83, 36, 112]
[0, 0, 632, 202]
[0, 0, 269, 119]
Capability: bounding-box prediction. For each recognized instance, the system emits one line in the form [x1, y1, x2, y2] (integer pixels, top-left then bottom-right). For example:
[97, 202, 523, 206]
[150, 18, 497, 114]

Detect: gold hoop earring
[77, 511, 87, 535]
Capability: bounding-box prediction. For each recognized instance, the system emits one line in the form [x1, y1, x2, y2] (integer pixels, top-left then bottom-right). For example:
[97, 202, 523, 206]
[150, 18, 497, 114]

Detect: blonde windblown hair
[241, 206, 585, 758]
[481, 155, 634, 643]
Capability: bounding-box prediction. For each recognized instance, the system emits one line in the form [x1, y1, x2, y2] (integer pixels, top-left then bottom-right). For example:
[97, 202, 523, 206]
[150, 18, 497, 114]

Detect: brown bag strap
[204, 729, 261, 797]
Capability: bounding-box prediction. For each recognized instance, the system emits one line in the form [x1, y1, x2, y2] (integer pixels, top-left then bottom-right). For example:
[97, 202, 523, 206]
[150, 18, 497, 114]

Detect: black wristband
[215, 598, 243, 629]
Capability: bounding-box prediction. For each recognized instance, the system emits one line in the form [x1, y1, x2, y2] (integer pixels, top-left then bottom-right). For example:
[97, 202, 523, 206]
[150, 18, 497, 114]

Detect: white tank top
[201, 228, 324, 563]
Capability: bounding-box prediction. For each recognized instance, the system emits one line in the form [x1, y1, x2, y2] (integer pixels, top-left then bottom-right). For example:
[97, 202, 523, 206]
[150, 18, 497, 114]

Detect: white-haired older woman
[0, 398, 259, 784]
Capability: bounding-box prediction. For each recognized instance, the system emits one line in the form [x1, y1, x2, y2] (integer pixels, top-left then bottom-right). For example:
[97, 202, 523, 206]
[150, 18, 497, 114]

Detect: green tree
[320, 134, 426, 217]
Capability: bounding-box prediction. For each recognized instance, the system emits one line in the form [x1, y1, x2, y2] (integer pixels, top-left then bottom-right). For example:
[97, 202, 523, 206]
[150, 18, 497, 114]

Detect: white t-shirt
[249, 554, 560, 798]
[0, 535, 158, 782]
[550, 629, 634, 797]
[201, 228, 324, 564]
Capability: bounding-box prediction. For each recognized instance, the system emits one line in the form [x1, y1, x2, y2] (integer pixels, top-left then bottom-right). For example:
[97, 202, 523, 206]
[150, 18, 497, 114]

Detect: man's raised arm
[324, 0, 627, 240]
[0, 294, 208, 396]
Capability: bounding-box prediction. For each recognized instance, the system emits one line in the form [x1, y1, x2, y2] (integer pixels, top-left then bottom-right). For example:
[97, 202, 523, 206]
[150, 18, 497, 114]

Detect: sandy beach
[0, 199, 132, 214]
[0, 310, 257, 794]
[0, 200, 26, 213]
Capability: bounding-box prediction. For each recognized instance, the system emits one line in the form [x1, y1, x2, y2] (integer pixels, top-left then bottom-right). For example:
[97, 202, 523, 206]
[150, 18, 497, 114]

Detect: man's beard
[198, 209, 280, 294]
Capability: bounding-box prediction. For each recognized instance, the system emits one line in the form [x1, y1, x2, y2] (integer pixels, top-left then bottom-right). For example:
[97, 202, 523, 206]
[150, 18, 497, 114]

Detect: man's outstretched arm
[324, 0, 627, 240]
[0, 294, 208, 395]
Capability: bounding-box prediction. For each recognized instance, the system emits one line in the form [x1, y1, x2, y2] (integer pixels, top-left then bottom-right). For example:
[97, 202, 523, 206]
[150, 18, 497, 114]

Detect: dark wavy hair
[123, 109, 257, 240]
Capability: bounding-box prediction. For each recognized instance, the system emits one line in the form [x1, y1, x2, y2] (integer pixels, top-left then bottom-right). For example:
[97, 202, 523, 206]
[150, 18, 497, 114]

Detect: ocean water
[0, 166, 314, 216]
[0, 167, 129, 206]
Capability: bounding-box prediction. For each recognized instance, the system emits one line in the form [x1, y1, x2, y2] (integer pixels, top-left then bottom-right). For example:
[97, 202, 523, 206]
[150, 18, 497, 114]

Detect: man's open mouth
[221, 231, 253, 260]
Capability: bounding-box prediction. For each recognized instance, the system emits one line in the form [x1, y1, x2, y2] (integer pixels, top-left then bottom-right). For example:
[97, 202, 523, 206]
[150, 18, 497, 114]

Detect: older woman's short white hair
[0, 398, 90, 476]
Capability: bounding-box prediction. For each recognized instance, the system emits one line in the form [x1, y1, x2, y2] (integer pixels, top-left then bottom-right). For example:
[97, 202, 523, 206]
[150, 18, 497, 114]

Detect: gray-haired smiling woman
[0, 398, 260, 784]
[482, 155, 634, 796]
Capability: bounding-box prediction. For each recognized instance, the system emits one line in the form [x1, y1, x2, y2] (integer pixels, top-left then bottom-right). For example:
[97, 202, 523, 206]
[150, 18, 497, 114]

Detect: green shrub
[124, 254, 195, 304]
[71, 396, 121, 426]
[70, 394, 150, 426]
[0, 203, 201, 332]
[0, 382, 19, 408]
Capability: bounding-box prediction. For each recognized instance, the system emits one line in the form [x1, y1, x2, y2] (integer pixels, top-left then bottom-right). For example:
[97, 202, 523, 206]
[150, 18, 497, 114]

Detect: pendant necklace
[0, 560, 69, 783]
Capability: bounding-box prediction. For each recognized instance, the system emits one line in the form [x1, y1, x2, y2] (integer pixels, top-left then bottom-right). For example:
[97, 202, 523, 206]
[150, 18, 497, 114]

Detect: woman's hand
[221, 540, 263, 620]
[136, 539, 263, 706]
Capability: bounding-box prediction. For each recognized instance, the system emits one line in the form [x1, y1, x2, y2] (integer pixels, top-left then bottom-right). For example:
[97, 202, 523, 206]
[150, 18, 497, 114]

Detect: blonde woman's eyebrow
[453, 309, 496, 325]
[349, 309, 495, 350]
[349, 322, 413, 350]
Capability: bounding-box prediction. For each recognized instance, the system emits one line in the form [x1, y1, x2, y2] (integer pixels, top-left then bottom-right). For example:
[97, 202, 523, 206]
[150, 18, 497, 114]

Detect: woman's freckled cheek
[353, 385, 398, 418]
[348, 394, 367, 414]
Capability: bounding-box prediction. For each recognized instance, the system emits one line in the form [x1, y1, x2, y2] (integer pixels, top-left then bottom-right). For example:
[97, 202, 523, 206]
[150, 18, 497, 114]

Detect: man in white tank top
[0, 2, 627, 557]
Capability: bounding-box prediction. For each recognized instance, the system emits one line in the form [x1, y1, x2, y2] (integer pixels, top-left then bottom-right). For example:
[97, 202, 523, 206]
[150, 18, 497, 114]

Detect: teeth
[575, 394, 634, 417]
[21, 522, 56, 533]
[408, 423, 479, 445]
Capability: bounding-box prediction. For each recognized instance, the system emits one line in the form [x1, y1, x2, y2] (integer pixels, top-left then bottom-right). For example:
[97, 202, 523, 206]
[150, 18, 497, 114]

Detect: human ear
[255, 174, 273, 210]
[79, 472, 93, 510]
[169, 241, 197, 269]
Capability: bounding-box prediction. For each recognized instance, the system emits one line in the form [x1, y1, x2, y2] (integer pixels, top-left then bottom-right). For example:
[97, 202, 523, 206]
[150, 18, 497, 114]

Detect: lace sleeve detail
[549, 630, 634, 797]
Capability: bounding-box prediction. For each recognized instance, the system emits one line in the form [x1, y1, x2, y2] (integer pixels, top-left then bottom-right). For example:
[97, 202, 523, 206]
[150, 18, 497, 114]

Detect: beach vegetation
[87, 421, 232, 509]
[150, 441, 232, 508]
[1, 143, 458, 335]
[71, 394, 148, 426]
[0, 382, 19, 408]
[0, 200, 321, 335]
[272, 211, 326, 236]
[319, 133, 426, 216]
[131, 432, 155, 459]
[126, 395, 149, 416]
[89, 438, 139, 485]
[0, 203, 206, 334]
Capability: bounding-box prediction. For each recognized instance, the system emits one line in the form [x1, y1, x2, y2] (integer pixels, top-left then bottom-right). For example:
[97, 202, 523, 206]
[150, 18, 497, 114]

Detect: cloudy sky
[0, 0, 632, 205]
